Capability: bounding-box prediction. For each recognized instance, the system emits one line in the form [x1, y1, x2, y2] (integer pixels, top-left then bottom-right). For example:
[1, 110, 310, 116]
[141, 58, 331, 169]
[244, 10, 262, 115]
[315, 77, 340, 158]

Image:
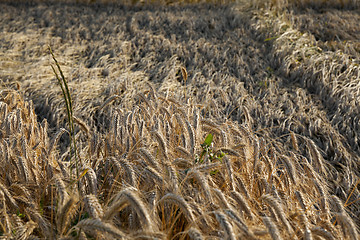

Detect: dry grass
[0, 0, 360, 239]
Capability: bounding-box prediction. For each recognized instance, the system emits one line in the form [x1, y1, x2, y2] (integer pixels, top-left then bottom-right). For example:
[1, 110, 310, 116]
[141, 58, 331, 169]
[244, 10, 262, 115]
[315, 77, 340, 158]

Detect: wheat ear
[215, 212, 236, 240]
[14, 220, 37, 240]
[0, 182, 18, 209]
[187, 227, 203, 240]
[262, 216, 283, 240]
[143, 166, 164, 185]
[157, 193, 195, 223]
[299, 210, 312, 240]
[280, 155, 297, 184]
[310, 227, 335, 240]
[224, 209, 256, 239]
[137, 148, 161, 171]
[57, 196, 78, 236]
[307, 139, 327, 177]
[223, 156, 235, 191]
[151, 130, 168, 160]
[295, 190, 307, 211]
[261, 194, 294, 237]
[103, 188, 153, 230]
[334, 213, 358, 240]
[75, 218, 126, 239]
[185, 119, 195, 154]
[212, 188, 230, 209]
[84, 194, 103, 219]
[230, 191, 253, 220]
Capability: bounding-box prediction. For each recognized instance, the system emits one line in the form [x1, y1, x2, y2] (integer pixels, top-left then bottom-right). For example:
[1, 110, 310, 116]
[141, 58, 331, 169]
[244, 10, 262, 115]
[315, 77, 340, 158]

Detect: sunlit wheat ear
[312, 179, 329, 216]
[185, 119, 195, 154]
[137, 147, 161, 171]
[129, 231, 166, 240]
[17, 156, 30, 182]
[14, 220, 37, 240]
[298, 210, 312, 240]
[55, 176, 68, 205]
[217, 148, 240, 157]
[157, 193, 195, 224]
[74, 218, 126, 239]
[47, 128, 67, 155]
[0, 190, 11, 234]
[107, 156, 136, 187]
[280, 155, 297, 185]
[84, 167, 97, 195]
[175, 112, 186, 133]
[223, 156, 235, 191]
[175, 146, 192, 159]
[262, 216, 283, 240]
[187, 227, 204, 240]
[224, 209, 254, 237]
[164, 162, 178, 192]
[290, 131, 299, 151]
[173, 158, 193, 168]
[295, 190, 307, 211]
[330, 195, 345, 214]
[200, 119, 221, 134]
[306, 139, 327, 177]
[159, 106, 171, 120]
[311, 227, 335, 240]
[84, 194, 103, 219]
[26, 207, 51, 238]
[230, 191, 253, 220]
[185, 170, 212, 202]
[193, 162, 222, 172]
[212, 188, 231, 209]
[215, 212, 236, 240]
[138, 93, 154, 112]
[233, 174, 250, 199]
[0, 182, 18, 209]
[98, 95, 121, 111]
[103, 188, 153, 230]
[193, 108, 200, 134]
[252, 137, 260, 173]
[261, 194, 294, 236]
[73, 116, 90, 136]
[144, 166, 165, 186]
[57, 195, 78, 236]
[151, 130, 168, 160]
[334, 213, 359, 240]
[20, 135, 28, 160]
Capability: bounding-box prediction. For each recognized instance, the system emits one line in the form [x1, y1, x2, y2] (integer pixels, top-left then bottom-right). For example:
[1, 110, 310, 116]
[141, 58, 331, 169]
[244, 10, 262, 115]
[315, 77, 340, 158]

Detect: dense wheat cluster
[0, 0, 359, 239]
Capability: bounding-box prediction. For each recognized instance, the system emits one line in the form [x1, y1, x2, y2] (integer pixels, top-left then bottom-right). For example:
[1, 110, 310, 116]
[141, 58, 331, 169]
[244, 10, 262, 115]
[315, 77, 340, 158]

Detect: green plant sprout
[195, 133, 226, 164]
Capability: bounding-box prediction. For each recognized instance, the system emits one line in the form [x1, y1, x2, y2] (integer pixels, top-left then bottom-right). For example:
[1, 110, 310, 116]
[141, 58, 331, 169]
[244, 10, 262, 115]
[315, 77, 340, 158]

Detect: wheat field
[0, 0, 359, 239]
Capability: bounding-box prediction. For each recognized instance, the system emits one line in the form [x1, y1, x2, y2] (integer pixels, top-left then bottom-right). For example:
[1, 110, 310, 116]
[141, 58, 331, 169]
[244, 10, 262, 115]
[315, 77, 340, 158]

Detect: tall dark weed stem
[49, 46, 81, 179]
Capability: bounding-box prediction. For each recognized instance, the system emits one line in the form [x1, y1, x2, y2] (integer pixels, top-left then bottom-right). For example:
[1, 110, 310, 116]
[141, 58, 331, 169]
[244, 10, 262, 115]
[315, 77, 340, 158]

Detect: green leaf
[264, 36, 278, 42]
[203, 134, 213, 147]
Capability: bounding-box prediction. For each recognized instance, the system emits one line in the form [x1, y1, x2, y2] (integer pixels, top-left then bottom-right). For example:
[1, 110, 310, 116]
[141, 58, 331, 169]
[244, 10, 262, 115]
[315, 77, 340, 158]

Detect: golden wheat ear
[73, 218, 127, 239]
[103, 187, 154, 230]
